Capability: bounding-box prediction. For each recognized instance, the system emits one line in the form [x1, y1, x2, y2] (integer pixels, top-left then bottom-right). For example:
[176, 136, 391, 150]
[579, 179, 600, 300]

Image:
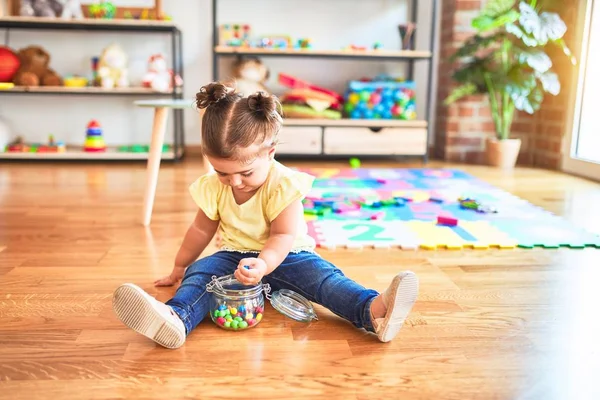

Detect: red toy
[437, 216, 458, 226]
[0, 46, 20, 82]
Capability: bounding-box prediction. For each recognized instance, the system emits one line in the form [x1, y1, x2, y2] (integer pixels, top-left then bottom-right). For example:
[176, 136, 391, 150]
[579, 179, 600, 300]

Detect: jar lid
[269, 289, 318, 323]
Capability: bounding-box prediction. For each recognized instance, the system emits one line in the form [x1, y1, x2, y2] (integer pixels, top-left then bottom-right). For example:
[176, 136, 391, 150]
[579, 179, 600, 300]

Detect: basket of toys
[343, 76, 417, 120]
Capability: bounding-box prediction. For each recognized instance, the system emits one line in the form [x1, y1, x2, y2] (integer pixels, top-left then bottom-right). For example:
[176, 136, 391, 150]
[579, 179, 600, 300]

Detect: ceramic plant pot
[486, 137, 521, 169]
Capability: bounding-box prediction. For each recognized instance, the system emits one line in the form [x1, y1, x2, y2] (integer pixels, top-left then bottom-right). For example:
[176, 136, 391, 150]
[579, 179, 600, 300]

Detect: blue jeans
[166, 251, 379, 335]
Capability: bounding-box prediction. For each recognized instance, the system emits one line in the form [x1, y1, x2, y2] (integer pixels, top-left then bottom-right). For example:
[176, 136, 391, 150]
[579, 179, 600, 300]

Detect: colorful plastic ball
[344, 103, 354, 114]
[374, 104, 385, 115]
[234, 316, 243, 322]
[349, 157, 361, 168]
[383, 110, 392, 119]
[350, 110, 362, 119]
[218, 304, 227, 311]
[213, 310, 220, 318]
[239, 321, 249, 329]
[239, 305, 246, 313]
[393, 90, 404, 101]
[216, 317, 226, 325]
[255, 306, 263, 314]
[370, 92, 382, 105]
[225, 314, 233, 321]
[359, 91, 370, 102]
[363, 109, 374, 119]
[348, 93, 360, 105]
[224, 321, 231, 328]
[231, 320, 239, 329]
[382, 89, 394, 101]
[229, 307, 237, 315]
[218, 310, 227, 318]
[256, 313, 263, 322]
[391, 105, 402, 116]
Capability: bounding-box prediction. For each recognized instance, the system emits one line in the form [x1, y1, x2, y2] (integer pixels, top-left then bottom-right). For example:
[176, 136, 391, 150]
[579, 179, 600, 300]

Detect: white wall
[0, 0, 437, 148]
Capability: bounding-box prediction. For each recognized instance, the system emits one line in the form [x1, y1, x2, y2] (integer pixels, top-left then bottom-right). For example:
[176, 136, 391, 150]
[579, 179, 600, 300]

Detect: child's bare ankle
[370, 294, 387, 320]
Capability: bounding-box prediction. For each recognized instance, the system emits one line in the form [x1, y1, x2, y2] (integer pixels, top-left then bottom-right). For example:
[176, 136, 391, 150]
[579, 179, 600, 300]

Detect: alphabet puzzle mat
[298, 167, 600, 250]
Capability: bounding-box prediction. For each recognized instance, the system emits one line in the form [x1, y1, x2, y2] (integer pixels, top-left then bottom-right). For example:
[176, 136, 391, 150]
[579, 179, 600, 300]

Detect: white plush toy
[142, 54, 183, 93]
[60, 0, 83, 19]
[97, 43, 129, 89]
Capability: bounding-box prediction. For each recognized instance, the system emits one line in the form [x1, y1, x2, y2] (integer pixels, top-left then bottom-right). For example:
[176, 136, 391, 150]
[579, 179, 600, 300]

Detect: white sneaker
[112, 283, 186, 349]
[372, 271, 419, 343]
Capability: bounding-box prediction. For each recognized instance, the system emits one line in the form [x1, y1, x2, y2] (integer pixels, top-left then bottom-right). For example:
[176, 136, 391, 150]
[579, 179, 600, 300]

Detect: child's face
[208, 144, 275, 193]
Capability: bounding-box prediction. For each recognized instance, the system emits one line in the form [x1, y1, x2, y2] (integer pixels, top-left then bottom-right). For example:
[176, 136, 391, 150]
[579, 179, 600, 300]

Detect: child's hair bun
[196, 82, 235, 109]
[247, 91, 279, 117]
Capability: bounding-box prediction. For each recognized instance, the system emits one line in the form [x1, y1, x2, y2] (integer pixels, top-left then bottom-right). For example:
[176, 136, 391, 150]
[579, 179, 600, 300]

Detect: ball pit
[343, 79, 417, 120]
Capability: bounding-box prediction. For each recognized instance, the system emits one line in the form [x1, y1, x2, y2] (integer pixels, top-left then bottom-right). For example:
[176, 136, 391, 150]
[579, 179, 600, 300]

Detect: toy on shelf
[142, 54, 183, 93]
[296, 39, 312, 49]
[61, 0, 84, 19]
[343, 75, 417, 120]
[0, 46, 20, 83]
[278, 73, 342, 120]
[117, 144, 171, 153]
[231, 57, 269, 96]
[88, 1, 116, 19]
[63, 75, 88, 87]
[12, 46, 62, 87]
[219, 24, 252, 47]
[84, 120, 106, 152]
[97, 43, 129, 88]
[4, 135, 65, 153]
[437, 216, 458, 226]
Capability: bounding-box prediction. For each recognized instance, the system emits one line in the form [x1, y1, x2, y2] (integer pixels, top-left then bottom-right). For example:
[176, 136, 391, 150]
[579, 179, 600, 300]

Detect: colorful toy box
[343, 78, 417, 120]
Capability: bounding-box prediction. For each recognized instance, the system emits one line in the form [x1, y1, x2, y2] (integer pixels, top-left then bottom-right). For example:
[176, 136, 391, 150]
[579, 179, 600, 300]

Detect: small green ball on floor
[349, 157, 361, 168]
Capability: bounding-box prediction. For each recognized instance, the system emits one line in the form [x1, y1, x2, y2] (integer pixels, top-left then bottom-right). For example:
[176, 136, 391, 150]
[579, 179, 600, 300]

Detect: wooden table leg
[142, 106, 169, 226]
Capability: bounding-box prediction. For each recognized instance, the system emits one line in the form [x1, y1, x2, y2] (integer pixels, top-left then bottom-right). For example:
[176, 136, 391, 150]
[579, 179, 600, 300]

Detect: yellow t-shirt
[188, 160, 316, 253]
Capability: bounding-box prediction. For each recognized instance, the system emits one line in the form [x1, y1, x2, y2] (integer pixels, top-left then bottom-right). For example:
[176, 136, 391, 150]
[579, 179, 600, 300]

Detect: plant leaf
[450, 33, 504, 61]
[516, 49, 553, 73]
[518, 2, 567, 45]
[482, 0, 517, 17]
[512, 84, 544, 114]
[538, 71, 560, 95]
[445, 83, 478, 105]
[506, 22, 539, 46]
[473, 9, 520, 32]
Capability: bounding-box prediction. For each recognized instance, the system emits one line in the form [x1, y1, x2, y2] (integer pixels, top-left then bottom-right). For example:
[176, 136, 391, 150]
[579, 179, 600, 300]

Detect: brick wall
[435, 0, 579, 169]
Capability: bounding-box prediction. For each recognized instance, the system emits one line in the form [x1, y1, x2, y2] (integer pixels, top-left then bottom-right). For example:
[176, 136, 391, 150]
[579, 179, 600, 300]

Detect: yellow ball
[245, 313, 253, 321]
[229, 307, 237, 315]
[348, 93, 360, 105]
[256, 313, 263, 322]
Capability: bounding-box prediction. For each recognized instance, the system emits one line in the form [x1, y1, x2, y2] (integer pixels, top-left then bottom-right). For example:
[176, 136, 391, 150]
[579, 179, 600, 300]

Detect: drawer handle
[369, 127, 383, 133]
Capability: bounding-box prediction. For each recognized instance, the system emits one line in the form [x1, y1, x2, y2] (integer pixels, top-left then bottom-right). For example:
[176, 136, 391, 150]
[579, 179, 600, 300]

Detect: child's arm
[154, 209, 219, 286]
[234, 199, 302, 285]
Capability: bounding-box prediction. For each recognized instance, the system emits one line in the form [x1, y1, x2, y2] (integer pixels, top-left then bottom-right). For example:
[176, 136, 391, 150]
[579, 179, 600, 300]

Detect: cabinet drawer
[323, 126, 427, 155]
[277, 126, 322, 154]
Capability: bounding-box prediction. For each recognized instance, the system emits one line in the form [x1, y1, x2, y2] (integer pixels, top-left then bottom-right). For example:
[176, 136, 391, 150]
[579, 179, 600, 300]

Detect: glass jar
[206, 274, 266, 330]
[206, 274, 319, 331]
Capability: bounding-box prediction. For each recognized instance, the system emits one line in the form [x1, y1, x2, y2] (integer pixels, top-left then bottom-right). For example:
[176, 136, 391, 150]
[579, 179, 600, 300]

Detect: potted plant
[444, 0, 576, 168]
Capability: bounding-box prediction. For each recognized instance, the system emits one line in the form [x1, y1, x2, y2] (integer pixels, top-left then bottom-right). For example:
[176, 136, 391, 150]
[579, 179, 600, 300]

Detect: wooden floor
[1, 158, 600, 399]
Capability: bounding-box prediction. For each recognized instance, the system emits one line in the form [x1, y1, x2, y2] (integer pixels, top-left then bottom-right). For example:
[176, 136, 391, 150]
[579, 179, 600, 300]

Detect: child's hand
[154, 266, 185, 287]
[234, 258, 267, 286]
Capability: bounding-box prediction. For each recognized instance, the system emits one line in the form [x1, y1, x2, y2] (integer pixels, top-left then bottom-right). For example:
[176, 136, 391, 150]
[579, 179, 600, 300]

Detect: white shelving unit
[211, 0, 439, 161]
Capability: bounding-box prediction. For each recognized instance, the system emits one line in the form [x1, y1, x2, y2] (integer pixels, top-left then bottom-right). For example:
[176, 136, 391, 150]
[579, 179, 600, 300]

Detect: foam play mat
[299, 167, 600, 250]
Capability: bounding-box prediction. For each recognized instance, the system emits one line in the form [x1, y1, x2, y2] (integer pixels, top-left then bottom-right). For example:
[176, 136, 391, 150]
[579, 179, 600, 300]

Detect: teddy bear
[20, 0, 64, 17]
[141, 54, 183, 93]
[12, 46, 62, 87]
[231, 57, 270, 96]
[97, 43, 129, 89]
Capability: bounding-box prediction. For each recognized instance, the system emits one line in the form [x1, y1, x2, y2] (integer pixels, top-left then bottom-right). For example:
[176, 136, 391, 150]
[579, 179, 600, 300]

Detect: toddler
[112, 82, 419, 348]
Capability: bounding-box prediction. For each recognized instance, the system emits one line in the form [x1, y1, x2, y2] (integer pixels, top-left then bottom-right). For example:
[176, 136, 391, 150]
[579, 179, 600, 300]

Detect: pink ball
[391, 105, 402, 116]
[216, 317, 226, 325]
[370, 92, 382, 105]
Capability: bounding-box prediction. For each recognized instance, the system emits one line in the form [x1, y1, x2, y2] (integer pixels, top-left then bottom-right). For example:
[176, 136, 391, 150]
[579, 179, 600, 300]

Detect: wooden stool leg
[142, 107, 169, 226]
